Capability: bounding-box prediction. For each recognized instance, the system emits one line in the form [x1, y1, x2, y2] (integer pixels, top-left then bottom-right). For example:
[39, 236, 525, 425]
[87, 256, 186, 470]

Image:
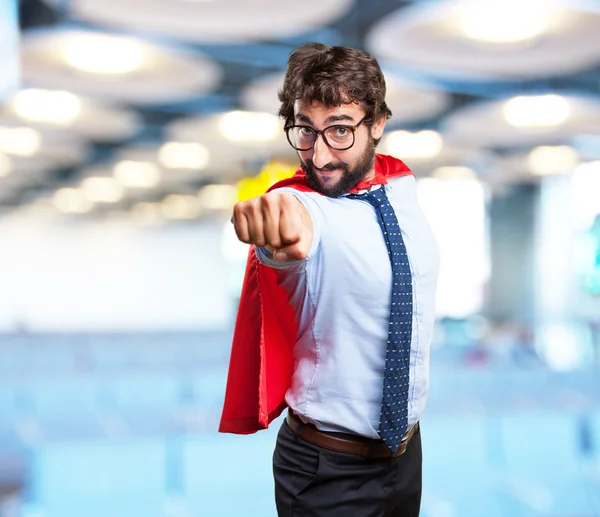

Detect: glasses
[284, 116, 368, 151]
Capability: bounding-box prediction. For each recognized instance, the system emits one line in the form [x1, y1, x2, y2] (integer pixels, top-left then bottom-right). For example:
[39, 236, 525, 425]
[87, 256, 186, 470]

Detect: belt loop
[294, 422, 305, 440]
[291, 413, 305, 441]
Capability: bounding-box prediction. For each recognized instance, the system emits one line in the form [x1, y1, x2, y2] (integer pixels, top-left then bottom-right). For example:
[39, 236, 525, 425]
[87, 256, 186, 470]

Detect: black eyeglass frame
[284, 116, 369, 151]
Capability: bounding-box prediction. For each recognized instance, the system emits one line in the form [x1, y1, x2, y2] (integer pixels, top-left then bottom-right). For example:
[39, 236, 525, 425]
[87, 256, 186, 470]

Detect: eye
[298, 127, 314, 136]
[333, 127, 349, 137]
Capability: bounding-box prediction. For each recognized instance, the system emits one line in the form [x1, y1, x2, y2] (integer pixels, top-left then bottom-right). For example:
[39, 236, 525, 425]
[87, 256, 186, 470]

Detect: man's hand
[232, 192, 314, 262]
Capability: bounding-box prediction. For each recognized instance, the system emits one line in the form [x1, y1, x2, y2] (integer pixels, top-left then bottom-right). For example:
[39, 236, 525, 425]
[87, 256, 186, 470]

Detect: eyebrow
[295, 113, 356, 126]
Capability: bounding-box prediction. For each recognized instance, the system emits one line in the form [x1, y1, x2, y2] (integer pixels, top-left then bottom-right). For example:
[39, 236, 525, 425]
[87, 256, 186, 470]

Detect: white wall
[0, 215, 232, 332]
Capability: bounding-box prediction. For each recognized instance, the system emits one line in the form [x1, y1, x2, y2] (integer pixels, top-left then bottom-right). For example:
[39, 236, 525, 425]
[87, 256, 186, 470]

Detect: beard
[301, 137, 376, 198]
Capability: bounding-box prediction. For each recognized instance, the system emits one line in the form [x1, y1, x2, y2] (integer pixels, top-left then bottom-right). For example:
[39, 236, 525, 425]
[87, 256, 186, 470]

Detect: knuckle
[248, 197, 261, 212]
[281, 229, 299, 245]
[261, 193, 280, 214]
[235, 199, 258, 217]
[240, 201, 259, 223]
[261, 193, 274, 207]
[279, 192, 297, 208]
[233, 202, 244, 218]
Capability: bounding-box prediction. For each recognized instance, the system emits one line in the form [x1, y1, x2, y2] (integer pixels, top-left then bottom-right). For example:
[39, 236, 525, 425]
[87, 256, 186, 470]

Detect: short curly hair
[278, 43, 392, 132]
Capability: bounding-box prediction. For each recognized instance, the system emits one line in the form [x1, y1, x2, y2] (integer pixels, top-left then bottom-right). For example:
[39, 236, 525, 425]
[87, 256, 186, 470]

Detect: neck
[363, 169, 376, 182]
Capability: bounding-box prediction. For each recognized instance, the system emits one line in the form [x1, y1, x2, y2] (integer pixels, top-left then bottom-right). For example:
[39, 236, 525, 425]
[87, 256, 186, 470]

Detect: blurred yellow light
[113, 160, 161, 188]
[219, 111, 279, 142]
[199, 184, 238, 210]
[81, 177, 124, 203]
[460, 0, 550, 44]
[13, 89, 82, 125]
[0, 153, 11, 177]
[63, 34, 143, 75]
[259, 160, 297, 184]
[158, 142, 210, 170]
[161, 195, 201, 220]
[527, 145, 579, 176]
[504, 95, 570, 128]
[237, 177, 266, 202]
[53, 188, 93, 214]
[236, 160, 297, 201]
[432, 166, 476, 181]
[0, 127, 42, 156]
[384, 130, 443, 160]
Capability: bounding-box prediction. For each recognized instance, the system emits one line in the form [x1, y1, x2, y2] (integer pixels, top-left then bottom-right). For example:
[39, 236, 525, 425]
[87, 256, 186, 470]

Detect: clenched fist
[232, 192, 314, 262]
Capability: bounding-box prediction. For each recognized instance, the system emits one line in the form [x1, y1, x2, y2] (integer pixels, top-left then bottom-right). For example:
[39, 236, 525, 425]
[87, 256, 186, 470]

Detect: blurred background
[1, 0, 600, 515]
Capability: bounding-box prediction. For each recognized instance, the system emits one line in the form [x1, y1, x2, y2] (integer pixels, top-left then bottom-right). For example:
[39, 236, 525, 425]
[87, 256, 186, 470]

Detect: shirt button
[417, 358, 423, 365]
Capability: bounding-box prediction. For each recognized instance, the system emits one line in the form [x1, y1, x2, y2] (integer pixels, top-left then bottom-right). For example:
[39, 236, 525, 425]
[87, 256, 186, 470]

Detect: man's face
[293, 100, 386, 198]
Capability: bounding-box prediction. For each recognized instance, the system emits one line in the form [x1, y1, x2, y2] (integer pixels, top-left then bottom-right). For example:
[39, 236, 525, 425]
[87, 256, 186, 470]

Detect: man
[220, 43, 440, 517]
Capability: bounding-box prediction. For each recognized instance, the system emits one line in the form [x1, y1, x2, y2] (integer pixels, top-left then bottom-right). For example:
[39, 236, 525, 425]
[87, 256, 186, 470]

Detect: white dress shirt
[257, 174, 440, 439]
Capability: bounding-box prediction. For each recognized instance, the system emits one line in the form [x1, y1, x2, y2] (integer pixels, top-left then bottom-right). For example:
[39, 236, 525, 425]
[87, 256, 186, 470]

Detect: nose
[311, 133, 334, 170]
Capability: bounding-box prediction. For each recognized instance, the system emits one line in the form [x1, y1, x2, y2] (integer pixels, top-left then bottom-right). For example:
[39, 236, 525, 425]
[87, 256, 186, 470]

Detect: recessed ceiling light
[198, 184, 238, 210]
[528, 145, 579, 175]
[383, 130, 444, 160]
[13, 89, 82, 125]
[158, 142, 210, 170]
[503, 94, 570, 128]
[0, 127, 42, 156]
[219, 111, 280, 142]
[460, 0, 551, 44]
[53, 188, 93, 214]
[81, 177, 124, 203]
[161, 194, 201, 220]
[63, 33, 143, 75]
[113, 160, 161, 188]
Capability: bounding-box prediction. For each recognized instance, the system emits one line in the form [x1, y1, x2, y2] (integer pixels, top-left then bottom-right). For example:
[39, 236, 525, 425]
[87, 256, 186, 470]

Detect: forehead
[293, 100, 364, 122]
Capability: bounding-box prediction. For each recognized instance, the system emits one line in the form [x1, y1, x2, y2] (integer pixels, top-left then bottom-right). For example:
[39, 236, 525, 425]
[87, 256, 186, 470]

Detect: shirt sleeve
[255, 188, 322, 270]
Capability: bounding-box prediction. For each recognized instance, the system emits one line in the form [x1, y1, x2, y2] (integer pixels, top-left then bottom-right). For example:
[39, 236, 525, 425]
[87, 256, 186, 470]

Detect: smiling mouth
[316, 168, 341, 179]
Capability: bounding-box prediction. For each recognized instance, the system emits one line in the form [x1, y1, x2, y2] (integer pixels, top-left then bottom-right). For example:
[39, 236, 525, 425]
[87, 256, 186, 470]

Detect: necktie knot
[347, 187, 387, 207]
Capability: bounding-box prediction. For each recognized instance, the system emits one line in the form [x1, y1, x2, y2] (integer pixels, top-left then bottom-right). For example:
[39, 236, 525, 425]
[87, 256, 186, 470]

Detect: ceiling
[2, 0, 600, 222]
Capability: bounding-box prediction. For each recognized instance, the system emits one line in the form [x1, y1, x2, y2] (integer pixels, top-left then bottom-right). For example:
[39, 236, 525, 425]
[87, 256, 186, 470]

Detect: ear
[370, 114, 387, 141]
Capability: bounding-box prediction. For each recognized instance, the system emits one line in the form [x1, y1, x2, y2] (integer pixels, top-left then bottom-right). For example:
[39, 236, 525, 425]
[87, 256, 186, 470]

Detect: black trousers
[273, 419, 422, 517]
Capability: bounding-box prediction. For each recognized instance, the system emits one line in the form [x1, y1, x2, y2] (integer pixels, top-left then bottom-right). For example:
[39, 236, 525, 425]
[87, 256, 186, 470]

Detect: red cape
[219, 154, 413, 434]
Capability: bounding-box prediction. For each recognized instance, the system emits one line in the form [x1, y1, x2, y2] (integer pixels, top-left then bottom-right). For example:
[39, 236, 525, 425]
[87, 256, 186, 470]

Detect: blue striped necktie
[348, 186, 413, 453]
